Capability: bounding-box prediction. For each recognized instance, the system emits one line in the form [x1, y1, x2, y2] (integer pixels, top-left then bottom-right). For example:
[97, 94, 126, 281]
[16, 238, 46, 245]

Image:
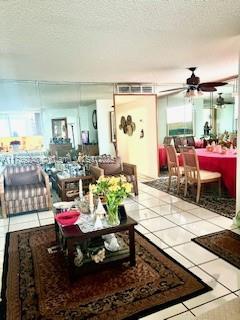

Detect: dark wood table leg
[54, 220, 59, 243]
[62, 181, 66, 201]
[129, 225, 136, 266]
[67, 239, 76, 282]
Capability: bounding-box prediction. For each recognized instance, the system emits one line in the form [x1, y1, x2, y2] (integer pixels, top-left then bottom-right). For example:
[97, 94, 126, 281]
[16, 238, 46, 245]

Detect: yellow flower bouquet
[90, 176, 132, 225]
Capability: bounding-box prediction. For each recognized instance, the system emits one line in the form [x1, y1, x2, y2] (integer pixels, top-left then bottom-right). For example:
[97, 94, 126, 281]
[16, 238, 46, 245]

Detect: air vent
[116, 84, 155, 94]
[131, 86, 141, 93]
[142, 86, 153, 93]
[118, 85, 131, 93]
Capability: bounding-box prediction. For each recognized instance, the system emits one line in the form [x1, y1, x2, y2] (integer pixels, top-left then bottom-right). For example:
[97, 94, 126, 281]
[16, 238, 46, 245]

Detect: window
[166, 104, 193, 136]
[0, 112, 42, 137]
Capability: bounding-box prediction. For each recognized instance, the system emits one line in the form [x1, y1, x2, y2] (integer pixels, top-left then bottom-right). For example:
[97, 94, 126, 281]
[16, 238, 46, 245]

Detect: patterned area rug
[192, 230, 240, 269]
[143, 176, 236, 219]
[1, 225, 210, 320]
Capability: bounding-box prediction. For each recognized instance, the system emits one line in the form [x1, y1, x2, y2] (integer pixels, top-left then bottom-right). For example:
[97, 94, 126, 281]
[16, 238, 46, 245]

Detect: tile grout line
[196, 264, 239, 294]
[131, 198, 228, 228]
[137, 184, 235, 221]
[134, 185, 234, 220]
[165, 307, 196, 319]
[184, 292, 237, 315]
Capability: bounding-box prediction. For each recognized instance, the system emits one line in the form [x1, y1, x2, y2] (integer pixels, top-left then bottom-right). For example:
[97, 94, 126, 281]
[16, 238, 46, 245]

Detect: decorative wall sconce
[119, 115, 136, 136]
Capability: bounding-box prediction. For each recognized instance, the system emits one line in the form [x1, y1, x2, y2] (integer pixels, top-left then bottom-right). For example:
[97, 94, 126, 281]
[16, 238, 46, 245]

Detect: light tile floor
[0, 181, 239, 319]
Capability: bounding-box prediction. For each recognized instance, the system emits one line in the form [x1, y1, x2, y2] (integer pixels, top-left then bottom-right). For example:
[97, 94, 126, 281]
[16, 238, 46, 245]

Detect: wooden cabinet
[49, 143, 72, 157]
[78, 144, 99, 156]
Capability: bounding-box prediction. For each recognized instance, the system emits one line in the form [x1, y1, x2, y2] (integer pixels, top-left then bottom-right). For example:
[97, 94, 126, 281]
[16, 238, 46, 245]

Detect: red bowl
[55, 210, 80, 226]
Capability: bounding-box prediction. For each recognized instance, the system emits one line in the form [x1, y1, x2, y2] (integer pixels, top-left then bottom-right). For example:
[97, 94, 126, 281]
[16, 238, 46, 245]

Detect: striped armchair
[90, 161, 138, 196]
[0, 165, 52, 218]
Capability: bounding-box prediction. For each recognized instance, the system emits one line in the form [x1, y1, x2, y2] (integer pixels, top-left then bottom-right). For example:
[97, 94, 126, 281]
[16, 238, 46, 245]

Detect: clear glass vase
[106, 203, 120, 226]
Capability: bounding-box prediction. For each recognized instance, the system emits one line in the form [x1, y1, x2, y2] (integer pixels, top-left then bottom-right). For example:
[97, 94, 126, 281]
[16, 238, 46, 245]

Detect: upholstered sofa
[0, 165, 52, 217]
[89, 157, 138, 195]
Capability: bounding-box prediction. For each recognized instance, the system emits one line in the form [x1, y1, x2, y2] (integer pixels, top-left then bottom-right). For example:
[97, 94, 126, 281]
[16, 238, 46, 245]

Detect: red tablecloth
[194, 149, 236, 198]
[158, 140, 203, 168]
[158, 145, 167, 168]
[159, 146, 237, 197]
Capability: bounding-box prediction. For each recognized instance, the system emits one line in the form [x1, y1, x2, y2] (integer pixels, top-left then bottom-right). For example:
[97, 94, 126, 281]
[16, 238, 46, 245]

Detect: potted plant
[90, 176, 132, 226]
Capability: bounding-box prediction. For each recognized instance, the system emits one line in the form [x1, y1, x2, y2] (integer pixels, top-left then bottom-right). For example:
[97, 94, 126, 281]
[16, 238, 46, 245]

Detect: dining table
[192, 148, 237, 198]
[159, 145, 237, 198]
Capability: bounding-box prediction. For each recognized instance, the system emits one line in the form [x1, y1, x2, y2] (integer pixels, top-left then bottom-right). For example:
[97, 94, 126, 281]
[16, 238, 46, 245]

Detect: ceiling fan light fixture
[185, 87, 200, 99]
[185, 87, 201, 98]
[192, 89, 198, 97]
[185, 89, 191, 98]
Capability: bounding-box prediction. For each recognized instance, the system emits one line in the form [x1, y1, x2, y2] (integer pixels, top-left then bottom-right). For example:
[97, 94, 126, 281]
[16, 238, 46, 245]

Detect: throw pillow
[9, 170, 41, 186]
[98, 157, 122, 175]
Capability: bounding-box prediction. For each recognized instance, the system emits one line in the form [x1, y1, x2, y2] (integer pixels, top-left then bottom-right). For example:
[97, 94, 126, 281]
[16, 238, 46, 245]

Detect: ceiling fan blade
[199, 82, 227, 88]
[157, 89, 185, 97]
[158, 87, 186, 93]
[200, 86, 217, 92]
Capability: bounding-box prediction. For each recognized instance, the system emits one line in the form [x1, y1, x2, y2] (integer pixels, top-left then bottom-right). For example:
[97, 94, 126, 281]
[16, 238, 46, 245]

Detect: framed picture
[51, 118, 68, 139]
[81, 130, 89, 144]
[110, 111, 117, 142]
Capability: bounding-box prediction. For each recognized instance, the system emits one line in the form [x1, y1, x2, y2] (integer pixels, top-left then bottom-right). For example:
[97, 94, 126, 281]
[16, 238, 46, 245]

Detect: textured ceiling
[0, 0, 239, 84]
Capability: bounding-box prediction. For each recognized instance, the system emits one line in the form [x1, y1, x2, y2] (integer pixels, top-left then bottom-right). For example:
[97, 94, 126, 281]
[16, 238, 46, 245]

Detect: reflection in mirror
[157, 79, 237, 146]
[203, 81, 236, 137]
[51, 118, 68, 139]
[0, 81, 114, 156]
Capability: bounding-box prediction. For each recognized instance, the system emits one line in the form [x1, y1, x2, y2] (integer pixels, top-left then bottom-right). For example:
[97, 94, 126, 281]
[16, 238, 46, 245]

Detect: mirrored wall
[157, 78, 238, 144]
[0, 81, 114, 154]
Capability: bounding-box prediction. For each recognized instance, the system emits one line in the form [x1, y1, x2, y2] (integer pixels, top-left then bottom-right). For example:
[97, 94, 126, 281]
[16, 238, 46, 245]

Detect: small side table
[54, 215, 137, 281]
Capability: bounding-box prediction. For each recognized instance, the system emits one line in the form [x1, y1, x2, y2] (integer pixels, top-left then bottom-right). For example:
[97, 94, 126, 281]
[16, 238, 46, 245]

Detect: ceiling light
[185, 86, 204, 98]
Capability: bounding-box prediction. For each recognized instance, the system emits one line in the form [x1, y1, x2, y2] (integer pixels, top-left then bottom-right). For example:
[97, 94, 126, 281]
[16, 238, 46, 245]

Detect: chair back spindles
[165, 145, 183, 193]
[179, 146, 221, 203]
[163, 136, 173, 146]
[180, 146, 200, 184]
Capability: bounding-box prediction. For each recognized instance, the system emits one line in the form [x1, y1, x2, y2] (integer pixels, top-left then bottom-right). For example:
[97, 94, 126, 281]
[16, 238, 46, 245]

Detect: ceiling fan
[159, 67, 228, 96]
[214, 93, 233, 109]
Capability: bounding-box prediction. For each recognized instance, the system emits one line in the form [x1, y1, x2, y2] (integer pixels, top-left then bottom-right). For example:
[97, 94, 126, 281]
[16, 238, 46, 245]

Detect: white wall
[216, 105, 235, 134]
[79, 105, 98, 144]
[115, 95, 158, 178]
[96, 99, 115, 155]
[87, 105, 98, 144]
[194, 99, 210, 138]
[157, 96, 168, 144]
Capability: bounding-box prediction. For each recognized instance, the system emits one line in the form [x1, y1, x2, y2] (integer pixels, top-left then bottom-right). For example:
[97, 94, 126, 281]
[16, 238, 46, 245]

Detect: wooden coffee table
[56, 174, 93, 201]
[54, 215, 137, 281]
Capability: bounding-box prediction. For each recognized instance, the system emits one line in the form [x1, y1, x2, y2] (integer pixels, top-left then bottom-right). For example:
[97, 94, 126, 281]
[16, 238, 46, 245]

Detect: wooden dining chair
[186, 136, 195, 147]
[180, 146, 221, 203]
[163, 136, 173, 146]
[165, 145, 184, 193]
[173, 136, 184, 153]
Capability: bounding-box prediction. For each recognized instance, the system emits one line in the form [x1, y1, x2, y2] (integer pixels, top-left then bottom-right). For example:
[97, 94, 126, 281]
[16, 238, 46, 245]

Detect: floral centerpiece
[90, 176, 132, 226]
